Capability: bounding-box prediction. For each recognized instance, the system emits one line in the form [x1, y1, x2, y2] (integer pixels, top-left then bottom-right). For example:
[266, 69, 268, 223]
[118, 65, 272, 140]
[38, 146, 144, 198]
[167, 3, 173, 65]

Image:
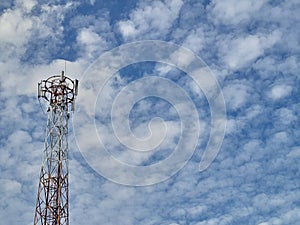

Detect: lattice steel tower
[34, 72, 78, 225]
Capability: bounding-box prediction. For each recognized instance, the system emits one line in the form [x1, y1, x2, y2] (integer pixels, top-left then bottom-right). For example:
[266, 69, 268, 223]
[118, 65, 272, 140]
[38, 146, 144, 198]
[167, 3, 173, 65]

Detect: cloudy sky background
[0, 0, 299, 224]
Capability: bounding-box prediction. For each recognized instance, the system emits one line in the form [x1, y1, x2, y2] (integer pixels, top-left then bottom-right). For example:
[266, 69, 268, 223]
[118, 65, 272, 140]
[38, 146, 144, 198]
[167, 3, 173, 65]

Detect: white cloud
[257, 208, 300, 225]
[74, 12, 115, 61]
[287, 147, 300, 158]
[219, 31, 281, 70]
[0, 1, 79, 63]
[182, 28, 205, 53]
[118, 20, 137, 37]
[210, 0, 267, 25]
[253, 55, 300, 82]
[0, 9, 32, 46]
[118, 0, 183, 40]
[223, 81, 252, 110]
[15, 0, 37, 13]
[275, 107, 297, 125]
[0, 179, 22, 196]
[268, 84, 292, 100]
[77, 28, 108, 59]
[0, 0, 299, 224]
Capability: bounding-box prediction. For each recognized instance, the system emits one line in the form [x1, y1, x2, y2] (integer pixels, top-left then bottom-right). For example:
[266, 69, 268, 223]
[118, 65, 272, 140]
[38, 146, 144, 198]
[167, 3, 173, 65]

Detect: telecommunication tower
[34, 71, 78, 225]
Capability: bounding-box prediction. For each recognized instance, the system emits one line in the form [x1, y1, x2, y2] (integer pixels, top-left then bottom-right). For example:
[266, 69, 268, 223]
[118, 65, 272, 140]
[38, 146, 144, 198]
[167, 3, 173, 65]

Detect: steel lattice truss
[34, 72, 78, 225]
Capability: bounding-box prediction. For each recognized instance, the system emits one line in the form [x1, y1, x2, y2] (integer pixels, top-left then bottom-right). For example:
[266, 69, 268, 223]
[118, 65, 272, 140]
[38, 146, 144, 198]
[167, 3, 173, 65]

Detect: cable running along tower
[34, 72, 78, 225]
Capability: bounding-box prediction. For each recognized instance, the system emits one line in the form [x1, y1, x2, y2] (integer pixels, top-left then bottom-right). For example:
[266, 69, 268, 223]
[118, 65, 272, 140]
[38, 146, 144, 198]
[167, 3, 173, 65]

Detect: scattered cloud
[268, 84, 293, 100]
[118, 0, 183, 40]
[210, 0, 267, 25]
[219, 31, 281, 70]
[0, 0, 299, 224]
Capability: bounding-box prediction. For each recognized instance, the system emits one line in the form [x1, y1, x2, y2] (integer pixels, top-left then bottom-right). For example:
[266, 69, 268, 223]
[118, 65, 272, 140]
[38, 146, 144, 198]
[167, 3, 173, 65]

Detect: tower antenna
[34, 72, 78, 225]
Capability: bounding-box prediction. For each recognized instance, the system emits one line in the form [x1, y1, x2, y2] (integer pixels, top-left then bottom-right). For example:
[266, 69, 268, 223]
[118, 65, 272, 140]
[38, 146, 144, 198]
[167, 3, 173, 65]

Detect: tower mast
[34, 71, 78, 225]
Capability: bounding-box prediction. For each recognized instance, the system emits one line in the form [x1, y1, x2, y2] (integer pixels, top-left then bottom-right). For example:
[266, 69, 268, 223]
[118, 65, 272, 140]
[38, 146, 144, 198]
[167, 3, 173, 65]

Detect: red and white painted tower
[34, 72, 78, 225]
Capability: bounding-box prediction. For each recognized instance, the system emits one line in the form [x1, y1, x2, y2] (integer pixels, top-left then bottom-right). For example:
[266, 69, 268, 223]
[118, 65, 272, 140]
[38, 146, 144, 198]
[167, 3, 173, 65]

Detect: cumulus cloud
[219, 31, 281, 70]
[77, 28, 108, 59]
[0, 9, 32, 46]
[268, 84, 293, 100]
[0, 179, 22, 196]
[223, 81, 252, 110]
[182, 28, 205, 54]
[210, 0, 267, 25]
[118, 0, 183, 40]
[1, 0, 300, 224]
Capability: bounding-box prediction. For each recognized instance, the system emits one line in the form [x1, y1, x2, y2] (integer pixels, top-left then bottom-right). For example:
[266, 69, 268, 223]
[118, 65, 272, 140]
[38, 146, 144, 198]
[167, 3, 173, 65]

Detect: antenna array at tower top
[38, 71, 78, 111]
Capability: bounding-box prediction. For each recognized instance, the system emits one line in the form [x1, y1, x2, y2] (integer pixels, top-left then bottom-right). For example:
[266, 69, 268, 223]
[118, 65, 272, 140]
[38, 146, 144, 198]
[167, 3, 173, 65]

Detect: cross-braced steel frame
[34, 72, 78, 225]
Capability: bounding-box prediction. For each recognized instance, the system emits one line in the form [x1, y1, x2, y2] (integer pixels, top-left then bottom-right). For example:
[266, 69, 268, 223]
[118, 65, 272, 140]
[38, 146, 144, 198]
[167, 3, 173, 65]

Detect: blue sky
[0, 0, 300, 224]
